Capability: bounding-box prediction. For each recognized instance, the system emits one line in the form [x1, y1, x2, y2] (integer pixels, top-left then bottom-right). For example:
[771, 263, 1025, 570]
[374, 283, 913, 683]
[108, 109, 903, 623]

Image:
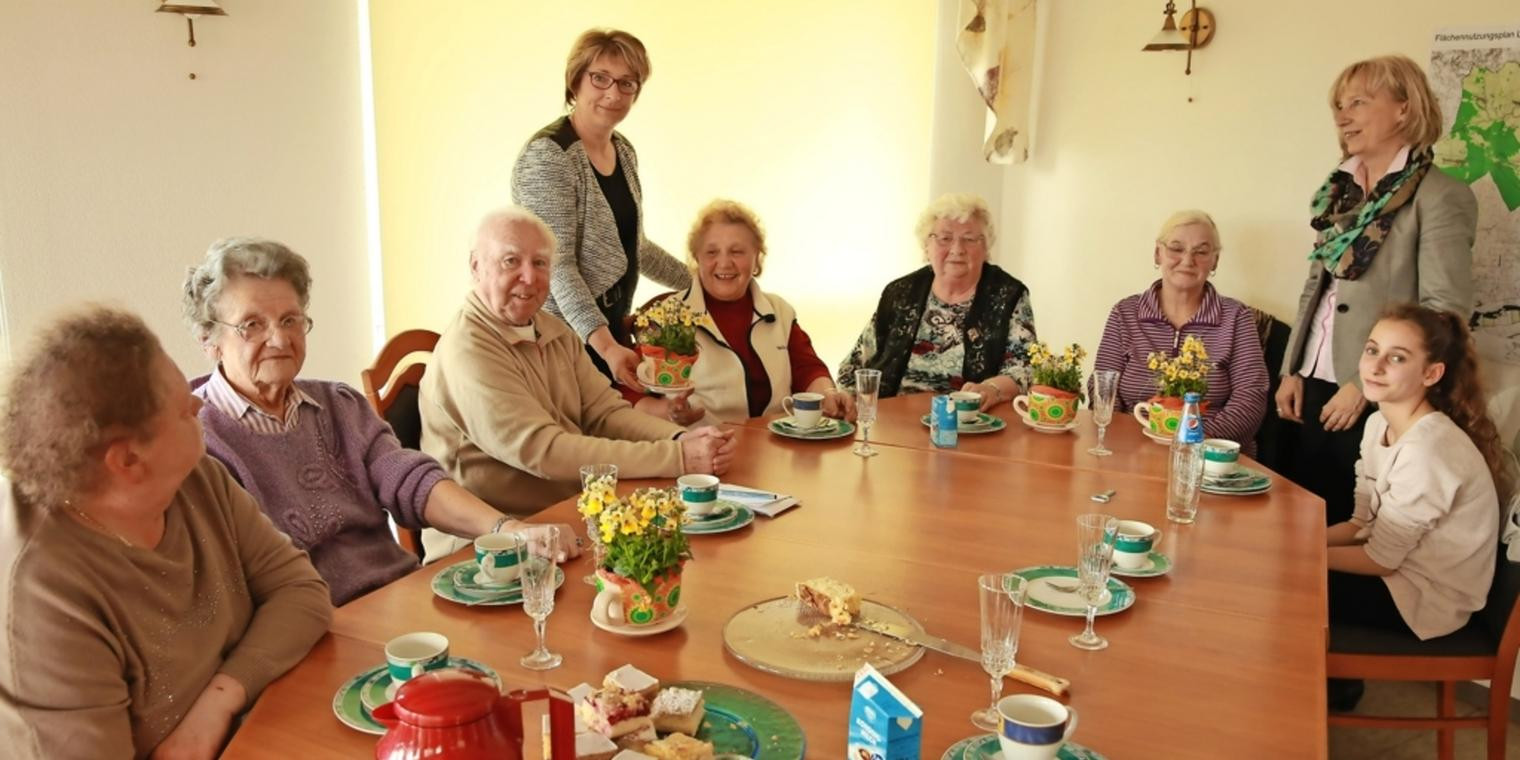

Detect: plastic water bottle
[1166, 392, 1205, 524]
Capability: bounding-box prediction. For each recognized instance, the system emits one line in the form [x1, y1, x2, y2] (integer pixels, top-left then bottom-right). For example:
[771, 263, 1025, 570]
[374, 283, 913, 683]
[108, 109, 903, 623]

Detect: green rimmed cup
[1112, 520, 1162, 570]
[384, 631, 449, 683]
[678, 474, 720, 516]
[1202, 438, 1241, 477]
[474, 532, 522, 585]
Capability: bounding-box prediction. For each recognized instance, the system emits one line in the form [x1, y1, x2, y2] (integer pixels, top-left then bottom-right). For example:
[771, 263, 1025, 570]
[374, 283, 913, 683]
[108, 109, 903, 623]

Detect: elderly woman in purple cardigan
[181, 237, 579, 606]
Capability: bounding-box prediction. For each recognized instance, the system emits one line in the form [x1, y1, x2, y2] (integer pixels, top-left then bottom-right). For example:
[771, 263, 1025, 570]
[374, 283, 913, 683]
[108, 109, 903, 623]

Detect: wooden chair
[1326, 551, 1520, 760]
[1245, 306, 1293, 473]
[360, 329, 440, 558]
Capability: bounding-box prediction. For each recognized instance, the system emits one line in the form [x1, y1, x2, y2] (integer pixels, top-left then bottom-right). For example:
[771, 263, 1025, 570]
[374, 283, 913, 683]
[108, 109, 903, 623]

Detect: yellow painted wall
[369, 1, 936, 370]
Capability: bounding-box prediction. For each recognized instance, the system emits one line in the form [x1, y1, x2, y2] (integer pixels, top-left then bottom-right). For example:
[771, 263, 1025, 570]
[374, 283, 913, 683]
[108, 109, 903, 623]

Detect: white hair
[473, 206, 559, 262]
[1154, 209, 1222, 251]
[913, 193, 997, 249]
[182, 237, 312, 345]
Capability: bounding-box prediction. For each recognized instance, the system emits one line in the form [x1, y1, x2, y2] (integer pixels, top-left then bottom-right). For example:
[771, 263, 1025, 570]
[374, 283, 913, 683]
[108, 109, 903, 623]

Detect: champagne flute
[578, 464, 617, 585]
[853, 369, 881, 458]
[1069, 513, 1119, 651]
[517, 525, 563, 670]
[1087, 370, 1120, 457]
[971, 573, 1027, 730]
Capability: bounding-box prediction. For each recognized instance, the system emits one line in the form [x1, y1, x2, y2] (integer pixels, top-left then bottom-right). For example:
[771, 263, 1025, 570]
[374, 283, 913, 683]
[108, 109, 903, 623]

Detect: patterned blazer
[511, 116, 690, 340]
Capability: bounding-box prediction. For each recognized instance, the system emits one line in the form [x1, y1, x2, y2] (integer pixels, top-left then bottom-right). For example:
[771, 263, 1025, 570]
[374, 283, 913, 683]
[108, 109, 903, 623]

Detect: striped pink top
[200, 367, 319, 434]
[1092, 281, 1270, 454]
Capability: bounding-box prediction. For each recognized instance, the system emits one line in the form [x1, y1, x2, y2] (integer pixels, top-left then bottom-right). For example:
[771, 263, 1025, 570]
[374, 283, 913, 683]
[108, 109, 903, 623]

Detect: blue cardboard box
[847, 663, 922, 760]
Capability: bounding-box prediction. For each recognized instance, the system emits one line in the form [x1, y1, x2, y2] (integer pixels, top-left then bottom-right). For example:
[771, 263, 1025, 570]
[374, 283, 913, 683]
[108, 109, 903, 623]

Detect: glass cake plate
[722, 596, 926, 681]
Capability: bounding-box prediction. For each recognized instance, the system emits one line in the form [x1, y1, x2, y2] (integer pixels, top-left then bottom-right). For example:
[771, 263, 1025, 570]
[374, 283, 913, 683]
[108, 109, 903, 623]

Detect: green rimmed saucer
[1201, 466, 1272, 496]
[1012, 565, 1135, 617]
[1109, 550, 1173, 578]
[668, 680, 806, 759]
[682, 501, 755, 535]
[767, 416, 855, 441]
[919, 412, 1008, 434]
[942, 733, 1107, 760]
[430, 559, 564, 606]
[332, 664, 388, 735]
[357, 656, 501, 713]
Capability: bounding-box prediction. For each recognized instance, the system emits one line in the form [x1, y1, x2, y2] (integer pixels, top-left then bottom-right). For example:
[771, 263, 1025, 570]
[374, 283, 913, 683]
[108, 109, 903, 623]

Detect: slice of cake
[577, 685, 651, 738]
[643, 733, 716, 760]
[650, 686, 706, 735]
[796, 576, 861, 625]
[604, 664, 661, 700]
[575, 731, 619, 760]
[610, 751, 656, 760]
[613, 721, 657, 752]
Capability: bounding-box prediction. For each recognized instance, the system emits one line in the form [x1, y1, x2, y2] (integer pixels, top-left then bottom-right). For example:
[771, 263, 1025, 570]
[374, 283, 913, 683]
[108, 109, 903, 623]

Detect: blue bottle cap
[1183, 392, 1201, 402]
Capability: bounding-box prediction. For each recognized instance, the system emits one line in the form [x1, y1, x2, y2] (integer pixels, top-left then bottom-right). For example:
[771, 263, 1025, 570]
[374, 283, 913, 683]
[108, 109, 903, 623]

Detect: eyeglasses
[1162, 244, 1216, 258]
[587, 70, 641, 95]
[927, 232, 987, 249]
[215, 314, 314, 343]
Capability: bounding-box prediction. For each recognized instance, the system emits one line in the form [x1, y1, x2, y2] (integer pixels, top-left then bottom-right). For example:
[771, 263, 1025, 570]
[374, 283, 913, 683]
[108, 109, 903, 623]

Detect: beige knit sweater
[420, 292, 686, 518]
[0, 457, 333, 759]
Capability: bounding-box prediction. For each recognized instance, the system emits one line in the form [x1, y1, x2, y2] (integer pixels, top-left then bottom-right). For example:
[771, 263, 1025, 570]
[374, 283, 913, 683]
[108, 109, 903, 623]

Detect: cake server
[854, 617, 1071, 696]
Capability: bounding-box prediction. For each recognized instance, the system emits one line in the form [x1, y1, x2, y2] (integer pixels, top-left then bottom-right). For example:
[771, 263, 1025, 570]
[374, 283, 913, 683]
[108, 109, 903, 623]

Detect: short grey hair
[913, 193, 997, 249]
[1154, 209, 1222, 251]
[473, 206, 559, 263]
[183, 237, 313, 345]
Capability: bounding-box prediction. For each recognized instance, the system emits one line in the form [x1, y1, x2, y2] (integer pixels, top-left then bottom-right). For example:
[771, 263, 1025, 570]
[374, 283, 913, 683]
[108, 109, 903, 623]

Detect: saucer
[1141, 426, 1174, 445]
[1018, 414, 1079, 434]
[332, 664, 389, 735]
[682, 503, 755, 535]
[942, 733, 1107, 760]
[1201, 466, 1272, 496]
[636, 362, 694, 397]
[1109, 550, 1173, 578]
[590, 601, 689, 636]
[776, 416, 838, 433]
[471, 571, 518, 588]
[1012, 565, 1135, 617]
[919, 412, 1008, 434]
[768, 416, 854, 441]
[686, 501, 736, 521]
[431, 559, 564, 606]
[357, 657, 501, 713]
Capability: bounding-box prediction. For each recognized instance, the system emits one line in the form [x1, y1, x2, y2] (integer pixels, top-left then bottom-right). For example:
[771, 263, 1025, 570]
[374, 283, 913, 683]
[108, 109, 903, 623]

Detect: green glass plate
[767, 417, 856, 441]
[919, 412, 1008, 434]
[332, 664, 388, 735]
[682, 502, 755, 535]
[668, 680, 806, 759]
[1012, 565, 1135, 617]
[942, 733, 1107, 760]
[430, 560, 564, 606]
[1109, 550, 1173, 579]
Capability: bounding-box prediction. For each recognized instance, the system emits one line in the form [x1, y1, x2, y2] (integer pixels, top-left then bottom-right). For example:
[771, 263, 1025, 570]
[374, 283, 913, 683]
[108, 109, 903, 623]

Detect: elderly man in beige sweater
[420, 207, 735, 557]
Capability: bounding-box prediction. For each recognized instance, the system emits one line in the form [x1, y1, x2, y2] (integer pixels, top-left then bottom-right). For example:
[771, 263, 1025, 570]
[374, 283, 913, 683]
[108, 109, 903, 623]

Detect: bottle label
[1178, 409, 1204, 443]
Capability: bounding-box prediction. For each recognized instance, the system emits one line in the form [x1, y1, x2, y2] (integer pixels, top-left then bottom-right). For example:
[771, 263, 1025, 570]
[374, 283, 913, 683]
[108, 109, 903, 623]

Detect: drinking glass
[578, 464, 617, 585]
[853, 369, 881, 458]
[1087, 370, 1119, 457]
[972, 573, 1027, 730]
[1069, 513, 1119, 651]
[517, 525, 563, 670]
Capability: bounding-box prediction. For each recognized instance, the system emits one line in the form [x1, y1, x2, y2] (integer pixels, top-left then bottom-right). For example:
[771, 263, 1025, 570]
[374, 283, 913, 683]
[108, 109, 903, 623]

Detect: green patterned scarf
[1307, 148, 1432, 280]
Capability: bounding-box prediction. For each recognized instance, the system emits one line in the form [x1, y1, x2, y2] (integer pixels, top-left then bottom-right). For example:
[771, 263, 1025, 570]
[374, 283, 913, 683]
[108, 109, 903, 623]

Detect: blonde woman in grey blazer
[1276, 55, 1477, 524]
[512, 29, 690, 390]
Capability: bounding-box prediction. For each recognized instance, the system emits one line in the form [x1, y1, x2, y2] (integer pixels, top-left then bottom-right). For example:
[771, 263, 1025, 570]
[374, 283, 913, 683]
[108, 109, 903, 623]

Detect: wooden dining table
[224, 393, 1328, 759]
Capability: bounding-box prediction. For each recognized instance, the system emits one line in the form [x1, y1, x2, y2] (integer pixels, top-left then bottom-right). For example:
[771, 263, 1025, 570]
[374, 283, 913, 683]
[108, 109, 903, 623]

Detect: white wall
[0, 0, 374, 384]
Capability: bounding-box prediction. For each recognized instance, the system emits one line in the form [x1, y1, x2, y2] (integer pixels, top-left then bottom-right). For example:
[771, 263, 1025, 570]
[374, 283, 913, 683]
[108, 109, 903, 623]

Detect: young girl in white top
[1327, 304, 1507, 641]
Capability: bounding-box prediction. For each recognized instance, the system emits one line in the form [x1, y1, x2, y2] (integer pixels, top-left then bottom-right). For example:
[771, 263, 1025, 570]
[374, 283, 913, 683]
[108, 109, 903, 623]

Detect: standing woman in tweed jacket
[512, 29, 691, 389]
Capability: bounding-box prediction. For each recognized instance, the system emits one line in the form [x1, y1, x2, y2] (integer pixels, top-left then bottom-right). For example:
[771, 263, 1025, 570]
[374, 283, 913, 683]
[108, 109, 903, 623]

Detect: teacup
[474, 532, 522, 585]
[1012, 386, 1079, 427]
[1113, 519, 1162, 570]
[781, 392, 825, 428]
[949, 390, 982, 425]
[997, 694, 1079, 760]
[593, 566, 683, 627]
[677, 473, 720, 516]
[385, 631, 450, 684]
[1202, 438, 1241, 477]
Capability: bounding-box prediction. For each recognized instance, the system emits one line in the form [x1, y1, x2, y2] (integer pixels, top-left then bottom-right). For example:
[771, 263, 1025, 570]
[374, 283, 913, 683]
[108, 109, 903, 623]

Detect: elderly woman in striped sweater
[1092, 210, 1270, 453]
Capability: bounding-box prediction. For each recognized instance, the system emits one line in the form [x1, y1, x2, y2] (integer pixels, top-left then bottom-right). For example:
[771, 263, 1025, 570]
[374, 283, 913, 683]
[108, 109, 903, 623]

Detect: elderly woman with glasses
[837, 193, 1037, 406]
[182, 238, 578, 606]
[512, 28, 690, 390]
[1092, 210, 1269, 453]
[0, 306, 331, 759]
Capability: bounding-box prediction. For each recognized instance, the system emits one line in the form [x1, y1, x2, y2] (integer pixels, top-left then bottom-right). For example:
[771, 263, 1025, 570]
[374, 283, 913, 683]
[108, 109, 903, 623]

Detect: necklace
[65, 502, 135, 548]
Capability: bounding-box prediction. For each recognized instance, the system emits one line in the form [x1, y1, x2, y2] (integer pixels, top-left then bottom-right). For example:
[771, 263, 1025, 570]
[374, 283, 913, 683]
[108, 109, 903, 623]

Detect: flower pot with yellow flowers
[1013, 341, 1087, 430]
[577, 479, 690, 627]
[1134, 335, 1214, 438]
[633, 297, 701, 390]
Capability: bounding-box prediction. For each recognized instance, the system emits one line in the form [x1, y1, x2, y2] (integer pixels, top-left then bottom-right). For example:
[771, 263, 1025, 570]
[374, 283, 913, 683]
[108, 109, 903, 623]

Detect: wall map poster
[1430, 24, 1520, 362]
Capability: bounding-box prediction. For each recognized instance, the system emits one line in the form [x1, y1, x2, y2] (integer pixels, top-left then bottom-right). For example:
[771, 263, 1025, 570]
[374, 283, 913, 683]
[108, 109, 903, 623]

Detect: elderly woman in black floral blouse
[836, 193, 1038, 409]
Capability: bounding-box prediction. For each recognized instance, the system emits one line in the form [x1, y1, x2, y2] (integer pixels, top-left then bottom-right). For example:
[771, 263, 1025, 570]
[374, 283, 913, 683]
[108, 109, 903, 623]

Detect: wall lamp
[157, 1, 227, 48]
[1142, 0, 1215, 75]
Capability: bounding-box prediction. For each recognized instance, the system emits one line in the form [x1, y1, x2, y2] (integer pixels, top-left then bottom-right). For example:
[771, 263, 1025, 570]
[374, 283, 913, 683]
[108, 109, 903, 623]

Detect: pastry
[575, 731, 618, 760]
[604, 663, 661, 700]
[643, 733, 716, 760]
[613, 721, 657, 752]
[577, 686, 651, 738]
[796, 576, 861, 624]
[650, 687, 705, 735]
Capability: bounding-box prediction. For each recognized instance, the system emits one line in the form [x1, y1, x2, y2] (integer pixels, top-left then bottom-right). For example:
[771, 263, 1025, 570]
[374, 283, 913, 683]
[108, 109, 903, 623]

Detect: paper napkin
[718, 484, 798, 517]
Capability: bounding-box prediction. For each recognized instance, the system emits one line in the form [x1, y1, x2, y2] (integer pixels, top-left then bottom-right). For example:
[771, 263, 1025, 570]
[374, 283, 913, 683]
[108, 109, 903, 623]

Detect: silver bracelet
[490, 516, 510, 534]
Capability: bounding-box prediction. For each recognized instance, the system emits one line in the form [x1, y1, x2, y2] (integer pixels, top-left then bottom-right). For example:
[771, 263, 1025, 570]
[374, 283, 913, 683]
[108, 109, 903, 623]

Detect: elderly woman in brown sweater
[0, 307, 333, 760]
